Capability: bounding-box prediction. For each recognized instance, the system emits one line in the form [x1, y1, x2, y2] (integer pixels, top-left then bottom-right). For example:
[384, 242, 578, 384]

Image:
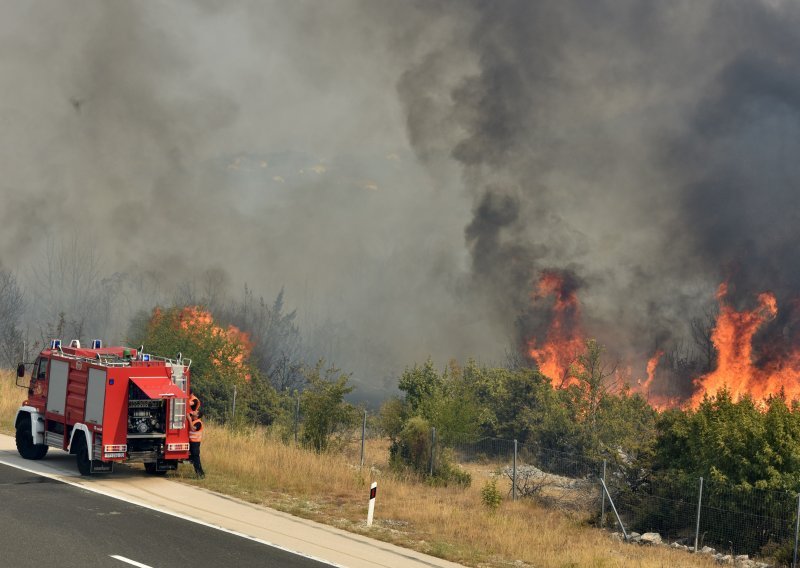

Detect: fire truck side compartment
[66, 365, 88, 423]
[85, 368, 106, 424]
[102, 367, 129, 450]
[46, 360, 69, 415]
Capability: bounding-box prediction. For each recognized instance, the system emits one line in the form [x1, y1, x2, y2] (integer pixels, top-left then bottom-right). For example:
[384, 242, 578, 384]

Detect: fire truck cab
[15, 340, 193, 476]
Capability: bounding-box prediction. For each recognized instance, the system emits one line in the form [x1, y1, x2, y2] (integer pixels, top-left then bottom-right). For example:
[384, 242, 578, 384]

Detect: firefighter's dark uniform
[188, 411, 205, 478]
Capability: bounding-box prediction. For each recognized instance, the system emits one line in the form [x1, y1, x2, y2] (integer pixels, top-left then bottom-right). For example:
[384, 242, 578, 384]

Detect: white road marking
[110, 555, 154, 568]
[0, 458, 344, 568]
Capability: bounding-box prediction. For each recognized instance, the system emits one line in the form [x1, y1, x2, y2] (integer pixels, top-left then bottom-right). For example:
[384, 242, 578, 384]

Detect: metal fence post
[601, 459, 607, 527]
[599, 477, 628, 541]
[513, 439, 518, 501]
[231, 384, 237, 421]
[294, 396, 300, 445]
[360, 410, 367, 467]
[695, 476, 704, 553]
[430, 427, 436, 476]
[793, 493, 800, 568]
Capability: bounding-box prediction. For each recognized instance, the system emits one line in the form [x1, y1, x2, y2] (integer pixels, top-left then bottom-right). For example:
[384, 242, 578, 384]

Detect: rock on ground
[639, 532, 662, 545]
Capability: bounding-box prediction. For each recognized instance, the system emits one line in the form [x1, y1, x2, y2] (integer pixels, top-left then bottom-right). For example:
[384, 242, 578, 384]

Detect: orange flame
[688, 283, 794, 407]
[524, 274, 800, 410]
[175, 306, 253, 381]
[527, 272, 585, 387]
[646, 351, 663, 386]
[639, 350, 664, 393]
[636, 350, 681, 410]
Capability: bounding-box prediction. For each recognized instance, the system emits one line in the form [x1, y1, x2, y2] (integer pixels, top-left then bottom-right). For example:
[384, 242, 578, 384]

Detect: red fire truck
[14, 339, 192, 476]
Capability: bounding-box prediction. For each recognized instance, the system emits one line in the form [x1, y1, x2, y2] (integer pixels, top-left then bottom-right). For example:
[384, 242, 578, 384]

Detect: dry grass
[169, 421, 718, 567]
[0, 370, 717, 567]
[0, 370, 21, 432]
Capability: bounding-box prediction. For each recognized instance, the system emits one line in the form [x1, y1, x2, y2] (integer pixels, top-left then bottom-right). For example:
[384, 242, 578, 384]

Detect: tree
[661, 342, 702, 400]
[390, 415, 432, 473]
[222, 286, 305, 393]
[136, 306, 261, 422]
[398, 359, 483, 444]
[567, 339, 618, 429]
[691, 309, 718, 374]
[398, 358, 442, 415]
[29, 236, 119, 343]
[471, 364, 578, 451]
[0, 267, 25, 366]
[300, 361, 357, 452]
[593, 389, 658, 470]
[377, 396, 409, 444]
[653, 388, 797, 490]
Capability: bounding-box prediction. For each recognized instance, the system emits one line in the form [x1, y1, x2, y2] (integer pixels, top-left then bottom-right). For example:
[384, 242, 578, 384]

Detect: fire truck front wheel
[73, 434, 92, 476]
[15, 420, 48, 460]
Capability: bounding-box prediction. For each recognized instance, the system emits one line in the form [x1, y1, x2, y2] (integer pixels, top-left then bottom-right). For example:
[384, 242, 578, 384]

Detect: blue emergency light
[91, 339, 103, 349]
[50, 339, 62, 350]
[142, 354, 151, 362]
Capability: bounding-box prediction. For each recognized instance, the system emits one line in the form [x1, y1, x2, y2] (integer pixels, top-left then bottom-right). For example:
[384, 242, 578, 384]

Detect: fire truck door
[27, 357, 49, 404]
[46, 360, 69, 416]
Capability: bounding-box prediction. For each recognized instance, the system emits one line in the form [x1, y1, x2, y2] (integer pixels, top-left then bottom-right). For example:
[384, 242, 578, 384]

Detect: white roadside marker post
[367, 481, 377, 526]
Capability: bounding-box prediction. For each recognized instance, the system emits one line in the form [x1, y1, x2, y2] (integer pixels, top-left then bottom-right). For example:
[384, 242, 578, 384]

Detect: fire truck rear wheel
[74, 435, 92, 476]
[15, 420, 48, 460]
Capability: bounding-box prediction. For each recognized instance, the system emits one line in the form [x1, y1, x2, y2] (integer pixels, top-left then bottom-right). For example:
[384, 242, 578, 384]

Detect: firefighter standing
[187, 395, 205, 479]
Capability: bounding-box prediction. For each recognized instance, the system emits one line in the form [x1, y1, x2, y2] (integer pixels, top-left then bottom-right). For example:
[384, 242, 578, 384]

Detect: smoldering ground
[1, 1, 800, 398]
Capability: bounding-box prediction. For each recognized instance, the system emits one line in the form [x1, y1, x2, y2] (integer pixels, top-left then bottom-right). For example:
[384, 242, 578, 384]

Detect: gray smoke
[0, 1, 501, 398]
[396, 0, 800, 393]
[3, 1, 800, 398]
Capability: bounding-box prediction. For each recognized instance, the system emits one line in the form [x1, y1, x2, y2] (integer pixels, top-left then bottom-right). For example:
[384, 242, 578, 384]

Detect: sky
[2, 1, 799, 394]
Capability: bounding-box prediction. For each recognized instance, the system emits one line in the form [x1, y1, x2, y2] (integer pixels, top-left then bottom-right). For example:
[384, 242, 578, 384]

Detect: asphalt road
[0, 463, 333, 568]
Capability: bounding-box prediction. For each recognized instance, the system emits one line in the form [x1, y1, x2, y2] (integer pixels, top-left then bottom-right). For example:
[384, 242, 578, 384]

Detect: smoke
[393, 0, 800, 395]
[0, 1, 501, 397]
[677, 32, 800, 348]
[4, 1, 800, 397]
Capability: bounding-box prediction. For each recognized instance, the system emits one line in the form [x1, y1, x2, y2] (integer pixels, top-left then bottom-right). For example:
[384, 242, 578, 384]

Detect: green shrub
[300, 361, 357, 453]
[760, 538, 794, 566]
[481, 477, 502, 511]
[390, 417, 471, 487]
[390, 416, 432, 472]
[429, 457, 472, 488]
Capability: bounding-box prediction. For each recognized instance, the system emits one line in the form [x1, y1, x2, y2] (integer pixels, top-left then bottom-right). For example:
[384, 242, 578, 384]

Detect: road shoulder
[0, 434, 464, 568]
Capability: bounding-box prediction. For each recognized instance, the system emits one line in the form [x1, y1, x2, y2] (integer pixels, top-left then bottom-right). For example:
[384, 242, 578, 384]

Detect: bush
[481, 477, 502, 512]
[390, 419, 471, 486]
[390, 416, 432, 473]
[429, 456, 472, 488]
[377, 396, 408, 443]
[760, 538, 794, 566]
[299, 361, 358, 452]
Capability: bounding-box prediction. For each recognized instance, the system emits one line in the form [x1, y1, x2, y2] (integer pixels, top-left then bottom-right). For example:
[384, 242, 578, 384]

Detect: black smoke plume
[397, 0, 800, 396]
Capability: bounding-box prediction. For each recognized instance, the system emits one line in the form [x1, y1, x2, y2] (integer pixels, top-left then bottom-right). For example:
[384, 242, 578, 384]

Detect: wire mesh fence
[698, 480, 796, 559]
[607, 471, 699, 544]
[448, 436, 602, 511]
[444, 432, 800, 563]
[281, 400, 387, 467]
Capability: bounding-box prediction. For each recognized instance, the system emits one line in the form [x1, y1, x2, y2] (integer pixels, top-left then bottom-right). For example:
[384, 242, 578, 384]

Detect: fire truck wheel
[144, 462, 167, 476]
[15, 420, 48, 460]
[74, 435, 92, 476]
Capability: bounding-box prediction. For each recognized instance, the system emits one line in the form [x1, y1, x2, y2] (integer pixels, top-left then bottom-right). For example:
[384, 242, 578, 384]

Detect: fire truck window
[36, 358, 48, 380]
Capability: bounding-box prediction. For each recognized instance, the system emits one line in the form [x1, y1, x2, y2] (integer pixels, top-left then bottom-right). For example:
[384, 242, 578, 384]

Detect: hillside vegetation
[0, 371, 716, 568]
